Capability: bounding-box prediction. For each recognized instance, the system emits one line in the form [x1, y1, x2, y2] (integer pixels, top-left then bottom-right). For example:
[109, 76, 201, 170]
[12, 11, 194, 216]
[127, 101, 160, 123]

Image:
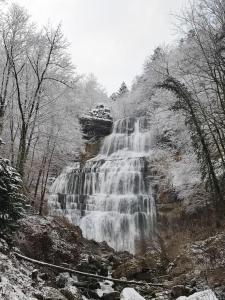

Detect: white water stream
[49, 117, 156, 253]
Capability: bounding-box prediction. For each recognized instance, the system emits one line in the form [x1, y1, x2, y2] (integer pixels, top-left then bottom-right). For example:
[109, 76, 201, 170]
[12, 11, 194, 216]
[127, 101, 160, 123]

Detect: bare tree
[1, 4, 74, 177]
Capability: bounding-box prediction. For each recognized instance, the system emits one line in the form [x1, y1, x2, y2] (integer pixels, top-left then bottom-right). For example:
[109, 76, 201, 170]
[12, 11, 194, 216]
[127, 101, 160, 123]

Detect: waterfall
[49, 117, 156, 253]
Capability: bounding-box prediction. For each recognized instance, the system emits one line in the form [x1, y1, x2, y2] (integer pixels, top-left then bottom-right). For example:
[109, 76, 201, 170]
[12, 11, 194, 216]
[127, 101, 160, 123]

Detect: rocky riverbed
[0, 215, 224, 299]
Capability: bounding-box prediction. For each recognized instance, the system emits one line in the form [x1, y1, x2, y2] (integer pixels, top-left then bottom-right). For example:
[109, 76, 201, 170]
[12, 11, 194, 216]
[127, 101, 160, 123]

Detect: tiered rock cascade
[49, 117, 156, 253]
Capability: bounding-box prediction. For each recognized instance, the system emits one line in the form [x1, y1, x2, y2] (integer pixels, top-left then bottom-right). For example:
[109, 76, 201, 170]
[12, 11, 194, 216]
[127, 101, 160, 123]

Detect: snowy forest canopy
[0, 0, 225, 213]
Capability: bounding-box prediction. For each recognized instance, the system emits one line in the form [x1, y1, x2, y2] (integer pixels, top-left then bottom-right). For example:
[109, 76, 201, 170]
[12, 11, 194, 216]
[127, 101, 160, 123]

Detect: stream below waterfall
[49, 117, 156, 253]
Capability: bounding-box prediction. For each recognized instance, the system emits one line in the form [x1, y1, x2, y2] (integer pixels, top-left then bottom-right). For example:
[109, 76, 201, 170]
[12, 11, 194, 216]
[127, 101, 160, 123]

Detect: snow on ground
[120, 288, 146, 300]
[177, 289, 218, 300]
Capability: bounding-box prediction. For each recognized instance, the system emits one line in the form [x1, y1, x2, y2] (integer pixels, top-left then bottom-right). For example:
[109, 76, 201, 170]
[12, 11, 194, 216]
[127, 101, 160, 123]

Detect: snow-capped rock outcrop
[79, 104, 113, 141]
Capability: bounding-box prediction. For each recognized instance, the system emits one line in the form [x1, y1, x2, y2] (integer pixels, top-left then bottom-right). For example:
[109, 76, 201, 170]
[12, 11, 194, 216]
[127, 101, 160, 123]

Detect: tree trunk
[16, 125, 27, 178]
[156, 77, 225, 216]
[0, 107, 5, 137]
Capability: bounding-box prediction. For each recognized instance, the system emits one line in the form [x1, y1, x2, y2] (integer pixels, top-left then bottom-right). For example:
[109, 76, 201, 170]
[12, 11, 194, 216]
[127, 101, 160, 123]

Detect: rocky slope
[0, 215, 136, 300]
[0, 214, 224, 299]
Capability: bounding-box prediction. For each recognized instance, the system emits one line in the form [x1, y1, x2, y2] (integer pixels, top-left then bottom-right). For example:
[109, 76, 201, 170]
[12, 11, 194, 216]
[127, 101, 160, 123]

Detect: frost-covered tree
[110, 92, 117, 101]
[110, 81, 129, 102]
[117, 81, 129, 96]
[153, 0, 225, 212]
[0, 158, 26, 237]
[0, 3, 110, 210]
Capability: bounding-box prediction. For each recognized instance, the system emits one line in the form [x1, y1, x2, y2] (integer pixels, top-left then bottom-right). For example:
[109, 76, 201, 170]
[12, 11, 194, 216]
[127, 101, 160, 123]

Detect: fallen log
[14, 252, 166, 288]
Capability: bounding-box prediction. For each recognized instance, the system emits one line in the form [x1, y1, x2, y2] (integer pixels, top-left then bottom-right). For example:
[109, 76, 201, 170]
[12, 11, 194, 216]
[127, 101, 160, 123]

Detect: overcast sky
[14, 0, 187, 94]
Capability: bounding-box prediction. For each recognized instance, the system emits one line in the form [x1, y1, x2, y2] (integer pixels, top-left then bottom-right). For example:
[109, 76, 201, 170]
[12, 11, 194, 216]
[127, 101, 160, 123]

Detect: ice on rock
[177, 289, 218, 300]
[120, 288, 146, 300]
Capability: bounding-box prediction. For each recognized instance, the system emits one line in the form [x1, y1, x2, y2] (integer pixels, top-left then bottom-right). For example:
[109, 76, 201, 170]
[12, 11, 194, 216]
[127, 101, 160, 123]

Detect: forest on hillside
[0, 0, 224, 216]
[0, 2, 109, 211]
[0, 0, 225, 299]
[0, 0, 223, 228]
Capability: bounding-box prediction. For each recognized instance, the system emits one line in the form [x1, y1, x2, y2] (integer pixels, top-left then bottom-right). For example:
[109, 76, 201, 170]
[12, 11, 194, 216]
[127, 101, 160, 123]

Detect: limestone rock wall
[79, 104, 113, 165]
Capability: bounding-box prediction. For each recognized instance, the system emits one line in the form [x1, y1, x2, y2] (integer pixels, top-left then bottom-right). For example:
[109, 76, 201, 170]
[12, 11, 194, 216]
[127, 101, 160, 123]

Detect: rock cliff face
[79, 104, 113, 164]
[79, 104, 113, 142]
[80, 140, 103, 164]
[153, 165, 217, 261]
[79, 116, 113, 141]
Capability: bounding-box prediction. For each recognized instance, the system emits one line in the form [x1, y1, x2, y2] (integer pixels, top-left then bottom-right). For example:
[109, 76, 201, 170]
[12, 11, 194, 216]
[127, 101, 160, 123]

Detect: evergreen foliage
[117, 81, 129, 96]
[110, 81, 129, 100]
[0, 158, 27, 237]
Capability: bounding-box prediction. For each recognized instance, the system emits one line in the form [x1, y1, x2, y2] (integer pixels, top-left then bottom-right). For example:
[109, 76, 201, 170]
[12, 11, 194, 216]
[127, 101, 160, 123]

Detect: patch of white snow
[177, 289, 218, 300]
[120, 288, 146, 300]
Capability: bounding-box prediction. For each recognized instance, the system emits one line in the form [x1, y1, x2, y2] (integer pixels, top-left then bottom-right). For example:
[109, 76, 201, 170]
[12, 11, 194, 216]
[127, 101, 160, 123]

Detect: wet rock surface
[16, 215, 123, 269]
[112, 249, 165, 282]
[0, 215, 134, 300]
[1, 215, 225, 299]
[101, 291, 120, 300]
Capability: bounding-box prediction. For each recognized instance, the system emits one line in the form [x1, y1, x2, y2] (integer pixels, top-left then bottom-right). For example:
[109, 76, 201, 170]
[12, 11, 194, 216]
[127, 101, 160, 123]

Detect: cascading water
[49, 117, 156, 253]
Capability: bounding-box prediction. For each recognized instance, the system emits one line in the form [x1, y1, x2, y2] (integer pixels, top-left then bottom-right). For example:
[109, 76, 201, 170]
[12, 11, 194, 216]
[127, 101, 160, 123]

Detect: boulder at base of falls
[120, 288, 146, 300]
[112, 249, 165, 282]
[177, 289, 218, 300]
[60, 286, 82, 300]
[34, 287, 68, 300]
